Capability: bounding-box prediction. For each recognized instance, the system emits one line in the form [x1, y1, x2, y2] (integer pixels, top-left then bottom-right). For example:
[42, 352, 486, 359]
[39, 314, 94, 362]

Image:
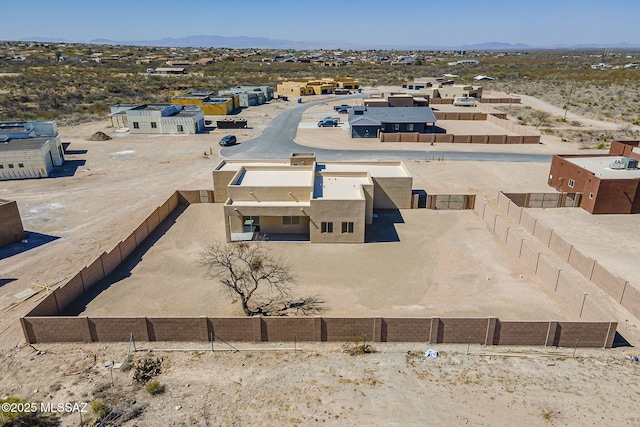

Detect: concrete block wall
[590, 264, 627, 303]
[549, 232, 572, 262]
[518, 204, 639, 323]
[54, 274, 85, 312]
[506, 228, 523, 256]
[519, 210, 537, 234]
[177, 190, 202, 204]
[210, 318, 257, 342]
[519, 240, 540, 272]
[147, 318, 205, 341]
[620, 285, 640, 319]
[323, 318, 374, 341]
[89, 318, 149, 342]
[435, 318, 489, 344]
[145, 209, 161, 234]
[381, 318, 431, 342]
[101, 246, 122, 277]
[533, 221, 553, 246]
[567, 247, 596, 279]
[555, 270, 588, 316]
[120, 234, 137, 259]
[493, 215, 509, 243]
[261, 317, 316, 341]
[497, 191, 511, 213]
[479, 200, 619, 326]
[80, 261, 105, 291]
[26, 293, 59, 316]
[554, 322, 615, 348]
[20, 315, 617, 347]
[535, 255, 561, 291]
[507, 202, 523, 223]
[133, 221, 149, 246]
[22, 317, 92, 343]
[494, 321, 548, 346]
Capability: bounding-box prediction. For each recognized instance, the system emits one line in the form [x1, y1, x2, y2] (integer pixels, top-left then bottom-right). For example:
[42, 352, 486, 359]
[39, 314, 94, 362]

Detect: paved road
[221, 96, 552, 163]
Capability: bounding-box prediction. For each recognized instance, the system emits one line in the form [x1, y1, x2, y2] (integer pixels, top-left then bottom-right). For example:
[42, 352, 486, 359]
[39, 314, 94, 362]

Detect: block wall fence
[20, 190, 617, 348]
[493, 192, 639, 322]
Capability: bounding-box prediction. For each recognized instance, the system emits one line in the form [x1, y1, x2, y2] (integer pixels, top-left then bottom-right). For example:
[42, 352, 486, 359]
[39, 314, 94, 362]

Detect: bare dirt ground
[2, 94, 640, 426]
[74, 205, 574, 320]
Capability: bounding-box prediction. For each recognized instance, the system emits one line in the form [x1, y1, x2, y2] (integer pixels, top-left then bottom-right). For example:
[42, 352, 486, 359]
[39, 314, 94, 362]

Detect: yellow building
[171, 91, 238, 115]
[276, 77, 360, 96]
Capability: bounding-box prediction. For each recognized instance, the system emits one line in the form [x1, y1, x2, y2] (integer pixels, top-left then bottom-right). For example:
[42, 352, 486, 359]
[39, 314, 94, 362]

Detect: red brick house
[548, 141, 640, 214]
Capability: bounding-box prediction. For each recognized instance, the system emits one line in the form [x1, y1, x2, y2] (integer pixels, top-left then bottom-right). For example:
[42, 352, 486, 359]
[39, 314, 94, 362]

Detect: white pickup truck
[453, 96, 476, 107]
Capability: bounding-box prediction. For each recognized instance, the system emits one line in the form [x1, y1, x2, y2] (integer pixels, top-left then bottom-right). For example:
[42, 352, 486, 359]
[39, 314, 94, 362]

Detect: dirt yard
[2, 94, 640, 426]
[72, 205, 574, 320]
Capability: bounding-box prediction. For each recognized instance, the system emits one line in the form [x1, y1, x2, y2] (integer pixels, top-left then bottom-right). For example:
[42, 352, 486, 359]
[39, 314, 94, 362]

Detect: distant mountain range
[20, 35, 640, 50]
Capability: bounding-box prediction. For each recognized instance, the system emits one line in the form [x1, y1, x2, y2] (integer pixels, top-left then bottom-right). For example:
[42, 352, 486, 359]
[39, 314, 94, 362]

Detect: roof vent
[609, 158, 639, 170]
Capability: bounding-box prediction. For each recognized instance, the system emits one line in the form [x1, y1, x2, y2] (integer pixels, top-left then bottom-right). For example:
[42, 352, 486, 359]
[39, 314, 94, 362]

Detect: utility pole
[564, 81, 575, 119]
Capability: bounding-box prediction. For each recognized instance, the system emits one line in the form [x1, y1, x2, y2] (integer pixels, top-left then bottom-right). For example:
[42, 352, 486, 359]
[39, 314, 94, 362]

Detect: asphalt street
[221, 96, 552, 163]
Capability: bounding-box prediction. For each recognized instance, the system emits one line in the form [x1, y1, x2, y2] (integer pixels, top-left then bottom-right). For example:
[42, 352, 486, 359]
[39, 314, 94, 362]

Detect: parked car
[336, 107, 350, 114]
[317, 117, 339, 127]
[453, 96, 476, 107]
[334, 88, 350, 95]
[333, 104, 350, 111]
[219, 135, 237, 146]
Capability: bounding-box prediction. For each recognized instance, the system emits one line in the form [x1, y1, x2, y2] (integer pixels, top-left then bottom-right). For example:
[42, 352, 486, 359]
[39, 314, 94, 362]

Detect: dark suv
[219, 135, 237, 146]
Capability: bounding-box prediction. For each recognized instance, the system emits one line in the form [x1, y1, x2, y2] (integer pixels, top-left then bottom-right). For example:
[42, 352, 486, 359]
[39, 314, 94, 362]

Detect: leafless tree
[532, 110, 551, 129]
[200, 237, 322, 316]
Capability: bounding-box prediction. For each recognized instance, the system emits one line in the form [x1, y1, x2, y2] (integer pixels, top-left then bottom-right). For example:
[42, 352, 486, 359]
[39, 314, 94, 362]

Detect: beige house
[213, 153, 412, 243]
[0, 121, 65, 180]
[0, 199, 26, 247]
[402, 77, 483, 100]
[109, 104, 205, 134]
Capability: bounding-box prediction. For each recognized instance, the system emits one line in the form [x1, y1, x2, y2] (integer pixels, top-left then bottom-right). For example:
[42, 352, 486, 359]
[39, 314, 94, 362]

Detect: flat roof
[235, 169, 313, 187]
[314, 175, 367, 200]
[227, 200, 311, 207]
[567, 156, 640, 179]
[319, 162, 409, 178]
[0, 138, 49, 152]
[216, 161, 290, 171]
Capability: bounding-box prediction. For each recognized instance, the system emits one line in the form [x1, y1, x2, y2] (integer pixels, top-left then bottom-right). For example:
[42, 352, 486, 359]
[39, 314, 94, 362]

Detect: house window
[568, 179, 575, 188]
[341, 222, 354, 233]
[589, 193, 594, 199]
[283, 216, 300, 225]
[321, 222, 333, 233]
[177, 125, 184, 132]
[133, 122, 139, 129]
[8, 164, 13, 168]
[408, 124, 414, 131]
[394, 124, 400, 131]
[151, 122, 157, 129]
[18, 163, 24, 168]
[0, 165, 4, 169]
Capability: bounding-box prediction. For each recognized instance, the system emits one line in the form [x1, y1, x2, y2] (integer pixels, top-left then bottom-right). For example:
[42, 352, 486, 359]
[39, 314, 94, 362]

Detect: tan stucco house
[213, 153, 412, 243]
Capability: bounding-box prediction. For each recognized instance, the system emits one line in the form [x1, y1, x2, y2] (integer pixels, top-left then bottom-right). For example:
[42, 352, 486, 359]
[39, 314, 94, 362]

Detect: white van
[453, 96, 476, 107]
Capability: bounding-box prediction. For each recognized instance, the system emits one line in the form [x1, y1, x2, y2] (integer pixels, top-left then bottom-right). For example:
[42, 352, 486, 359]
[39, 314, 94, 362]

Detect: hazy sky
[1, 0, 638, 47]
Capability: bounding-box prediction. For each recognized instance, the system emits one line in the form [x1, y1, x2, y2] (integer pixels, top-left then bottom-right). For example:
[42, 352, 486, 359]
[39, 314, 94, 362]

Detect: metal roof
[349, 107, 437, 124]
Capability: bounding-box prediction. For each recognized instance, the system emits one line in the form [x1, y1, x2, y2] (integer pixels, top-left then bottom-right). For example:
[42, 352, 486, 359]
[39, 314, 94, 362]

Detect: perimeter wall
[20, 190, 616, 347]
[491, 192, 638, 321]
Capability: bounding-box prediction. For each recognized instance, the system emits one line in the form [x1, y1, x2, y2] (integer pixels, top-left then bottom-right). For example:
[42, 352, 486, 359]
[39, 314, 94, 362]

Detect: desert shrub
[133, 356, 163, 384]
[342, 336, 375, 356]
[145, 380, 166, 396]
